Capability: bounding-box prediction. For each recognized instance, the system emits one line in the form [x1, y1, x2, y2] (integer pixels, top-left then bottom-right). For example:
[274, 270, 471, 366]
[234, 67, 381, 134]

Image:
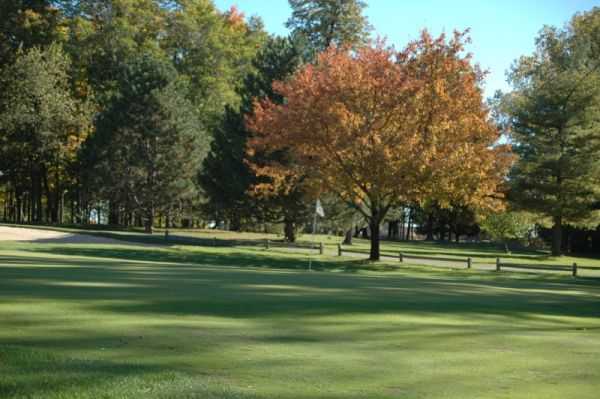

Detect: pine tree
[199, 36, 308, 238]
[66, 0, 267, 225]
[506, 8, 600, 255]
[286, 0, 371, 56]
[93, 54, 208, 233]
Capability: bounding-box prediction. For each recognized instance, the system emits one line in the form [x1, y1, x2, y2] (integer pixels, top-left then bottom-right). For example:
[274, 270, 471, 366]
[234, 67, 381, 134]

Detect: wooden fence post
[337, 244, 342, 256]
[496, 257, 501, 272]
[572, 262, 578, 278]
[467, 257, 472, 269]
[319, 242, 324, 255]
[399, 252, 403, 262]
[265, 239, 270, 250]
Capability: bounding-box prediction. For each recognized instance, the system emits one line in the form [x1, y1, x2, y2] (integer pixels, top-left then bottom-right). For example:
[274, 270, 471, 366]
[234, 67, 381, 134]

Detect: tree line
[0, 1, 599, 259]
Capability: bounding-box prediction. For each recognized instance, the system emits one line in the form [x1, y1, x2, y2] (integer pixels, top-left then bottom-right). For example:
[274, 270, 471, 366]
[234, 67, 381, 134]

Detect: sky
[214, 0, 599, 98]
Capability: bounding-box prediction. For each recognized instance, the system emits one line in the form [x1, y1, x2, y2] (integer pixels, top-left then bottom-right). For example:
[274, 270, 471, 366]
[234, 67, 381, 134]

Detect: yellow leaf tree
[247, 31, 512, 260]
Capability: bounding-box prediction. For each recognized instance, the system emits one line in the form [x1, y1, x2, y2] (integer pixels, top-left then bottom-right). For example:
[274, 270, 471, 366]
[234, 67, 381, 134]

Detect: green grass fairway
[1, 241, 600, 398]
[3, 223, 600, 269]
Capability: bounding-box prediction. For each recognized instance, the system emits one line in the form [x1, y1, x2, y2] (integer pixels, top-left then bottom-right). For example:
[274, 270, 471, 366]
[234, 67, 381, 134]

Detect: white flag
[315, 199, 325, 217]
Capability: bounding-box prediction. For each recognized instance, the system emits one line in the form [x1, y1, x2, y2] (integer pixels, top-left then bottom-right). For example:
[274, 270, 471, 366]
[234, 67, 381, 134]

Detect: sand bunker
[0, 226, 132, 245]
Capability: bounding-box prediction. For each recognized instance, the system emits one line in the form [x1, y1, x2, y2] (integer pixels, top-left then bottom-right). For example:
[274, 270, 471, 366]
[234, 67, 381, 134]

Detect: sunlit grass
[3, 223, 599, 268]
[1, 240, 600, 398]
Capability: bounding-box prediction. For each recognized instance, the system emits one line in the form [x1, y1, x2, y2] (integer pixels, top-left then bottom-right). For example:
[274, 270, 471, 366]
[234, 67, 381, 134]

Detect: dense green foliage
[0, 43, 92, 223]
[2, 2, 600, 397]
[479, 211, 536, 253]
[0, 0, 266, 228]
[91, 55, 206, 232]
[0, 1, 64, 67]
[505, 8, 600, 255]
[199, 37, 306, 235]
[286, 0, 371, 55]
[0, 2, 598, 254]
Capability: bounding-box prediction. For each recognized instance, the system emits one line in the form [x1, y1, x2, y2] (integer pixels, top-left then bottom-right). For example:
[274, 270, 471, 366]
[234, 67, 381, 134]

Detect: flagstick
[309, 210, 317, 272]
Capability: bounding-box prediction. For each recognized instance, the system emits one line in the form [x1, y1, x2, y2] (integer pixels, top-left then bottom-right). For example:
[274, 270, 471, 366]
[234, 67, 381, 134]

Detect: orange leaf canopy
[247, 31, 512, 217]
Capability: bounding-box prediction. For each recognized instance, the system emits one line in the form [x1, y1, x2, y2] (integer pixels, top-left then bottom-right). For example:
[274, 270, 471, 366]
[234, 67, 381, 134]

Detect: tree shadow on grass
[20, 245, 394, 273]
[3, 247, 600, 398]
[0, 344, 261, 399]
[2, 246, 600, 322]
[0, 345, 156, 398]
[337, 239, 596, 264]
[21, 244, 600, 279]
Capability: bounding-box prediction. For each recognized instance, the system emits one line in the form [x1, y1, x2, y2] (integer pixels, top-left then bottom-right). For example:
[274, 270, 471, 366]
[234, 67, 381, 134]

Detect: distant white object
[89, 209, 99, 224]
[316, 199, 325, 218]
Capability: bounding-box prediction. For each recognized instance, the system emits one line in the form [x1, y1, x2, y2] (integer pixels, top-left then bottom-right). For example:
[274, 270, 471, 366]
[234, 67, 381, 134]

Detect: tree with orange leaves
[247, 31, 512, 260]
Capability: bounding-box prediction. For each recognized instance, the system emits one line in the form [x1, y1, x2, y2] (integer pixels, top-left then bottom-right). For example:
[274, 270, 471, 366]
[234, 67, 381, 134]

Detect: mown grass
[1, 239, 600, 398]
[3, 222, 600, 268]
[164, 229, 600, 268]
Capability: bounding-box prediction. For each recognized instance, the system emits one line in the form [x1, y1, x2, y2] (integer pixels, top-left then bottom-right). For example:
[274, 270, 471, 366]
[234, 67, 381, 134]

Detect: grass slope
[2, 223, 599, 268]
[1, 241, 600, 398]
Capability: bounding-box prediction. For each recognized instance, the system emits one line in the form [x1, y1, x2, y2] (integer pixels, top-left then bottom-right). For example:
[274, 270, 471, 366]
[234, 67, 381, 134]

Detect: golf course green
[1, 238, 599, 398]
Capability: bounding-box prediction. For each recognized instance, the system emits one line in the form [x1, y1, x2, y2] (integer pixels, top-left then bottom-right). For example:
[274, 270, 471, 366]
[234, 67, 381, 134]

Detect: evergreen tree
[198, 106, 252, 230]
[505, 8, 600, 255]
[93, 55, 207, 233]
[286, 0, 371, 56]
[66, 0, 266, 225]
[199, 36, 308, 238]
[0, 43, 92, 223]
[0, 1, 66, 68]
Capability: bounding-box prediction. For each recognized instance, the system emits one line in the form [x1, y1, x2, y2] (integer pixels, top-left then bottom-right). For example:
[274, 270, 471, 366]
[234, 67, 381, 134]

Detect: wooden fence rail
[338, 245, 472, 268]
[264, 239, 323, 254]
[162, 235, 595, 278]
[337, 246, 594, 277]
[496, 257, 580, 277]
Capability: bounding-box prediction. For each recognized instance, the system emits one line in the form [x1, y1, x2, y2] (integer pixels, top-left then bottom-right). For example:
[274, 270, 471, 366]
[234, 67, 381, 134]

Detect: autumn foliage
[247, 31, 512, 260]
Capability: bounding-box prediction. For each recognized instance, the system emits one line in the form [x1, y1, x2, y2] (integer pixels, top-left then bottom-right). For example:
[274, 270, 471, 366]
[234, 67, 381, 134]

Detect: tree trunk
[145, 208, 154, 234]
[369, 218, 381, 261]
[426, 212, 434, 241]
[404, 208, 413, 241]
[109, 201, 120, 225]
[15, 192, 22, 224]
[53, 166, 60, 224]
[70, 198, 75, 224]
[33, 165, 42, 223]
[230, 212, 241, 231]
[42, 170, 52, 223]
[29, 168, 35, 222]
[343, 228, 353, 245]
[551, 217, 562, 256]
[284, 219, 296, 242]
[566, 228, 572, 254]
[388, 220, 399, 240]
[400, 213, 405, 240]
